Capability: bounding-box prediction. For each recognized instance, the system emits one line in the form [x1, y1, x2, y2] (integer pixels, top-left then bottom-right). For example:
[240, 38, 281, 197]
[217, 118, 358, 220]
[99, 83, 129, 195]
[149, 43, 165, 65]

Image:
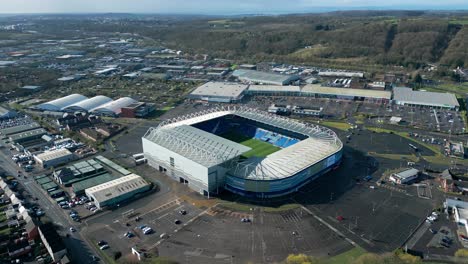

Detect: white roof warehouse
[85, 173, 151, 209]
[393, 87, 460, 110]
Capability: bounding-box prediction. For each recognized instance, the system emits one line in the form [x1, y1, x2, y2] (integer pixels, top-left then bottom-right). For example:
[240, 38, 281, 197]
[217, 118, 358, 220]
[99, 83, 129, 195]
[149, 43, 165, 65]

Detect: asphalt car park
[157, 207, 353, 264]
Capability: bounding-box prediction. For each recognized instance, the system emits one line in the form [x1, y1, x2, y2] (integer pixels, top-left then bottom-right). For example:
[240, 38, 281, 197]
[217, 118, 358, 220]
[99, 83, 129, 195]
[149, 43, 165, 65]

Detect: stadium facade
[142, 107, 342, 198]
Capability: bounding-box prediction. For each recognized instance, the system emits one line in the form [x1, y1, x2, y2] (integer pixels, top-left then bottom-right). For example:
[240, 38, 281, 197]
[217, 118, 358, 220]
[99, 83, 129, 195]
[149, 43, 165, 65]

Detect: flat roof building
[0, 106, 17, 119]
[9, 128, 47, 143]
[34, 149, 75, 169]
[302, 85, 391, 102]
[188, 82, 249, 103]
[233, 70, 299, 86]
[389, 168, 419, 184]
[0, 123, 40, 136]
[85, 173, 151, 209]
[318, 71, 364, 78]
[393, 87, 460, 110]
[247, 85, 301, 96]
[120, 102, 156, 118]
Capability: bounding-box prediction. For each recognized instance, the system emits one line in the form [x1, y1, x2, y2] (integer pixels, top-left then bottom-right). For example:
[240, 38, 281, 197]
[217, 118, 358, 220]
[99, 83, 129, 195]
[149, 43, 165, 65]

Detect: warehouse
[0, 106, 17, 119]
[37, 94, 88, 111]
[34, 148, 75, 169]
[62, 95, 113, 112]
[85, 173, 151, 209]
[90, 97, 137, 116]
[120, 102, 156, 118]
[54, 159, 106, 186]
[9, 128, 47, 144]
[445, 199, 468, 234]
[318, 71, 364, 78]
[247, 85, 301, 96]
[0, 123, 40, 136]
[188, 82, 248, 103]
[71, 173, 116, 196]
[301, 85, 391, 103]
[389, 168, 419, 184]
[233, 69, 299, 86]
[393, 87, 460, 110]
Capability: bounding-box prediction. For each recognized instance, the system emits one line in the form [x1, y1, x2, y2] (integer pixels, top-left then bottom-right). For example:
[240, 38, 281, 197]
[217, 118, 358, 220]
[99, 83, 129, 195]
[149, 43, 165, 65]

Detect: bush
[455, 249, 468, 258]
[286, 254, 319, 264]
[114, 251, 122, 260]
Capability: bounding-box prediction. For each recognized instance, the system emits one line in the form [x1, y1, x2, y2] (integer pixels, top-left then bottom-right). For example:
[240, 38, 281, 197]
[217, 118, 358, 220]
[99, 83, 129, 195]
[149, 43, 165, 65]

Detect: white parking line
[157, 213, 169, 220]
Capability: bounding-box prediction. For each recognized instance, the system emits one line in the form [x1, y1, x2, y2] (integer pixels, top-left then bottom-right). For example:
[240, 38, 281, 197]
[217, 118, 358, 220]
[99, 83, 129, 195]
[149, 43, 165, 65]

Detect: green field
[221, 131, 280, 158]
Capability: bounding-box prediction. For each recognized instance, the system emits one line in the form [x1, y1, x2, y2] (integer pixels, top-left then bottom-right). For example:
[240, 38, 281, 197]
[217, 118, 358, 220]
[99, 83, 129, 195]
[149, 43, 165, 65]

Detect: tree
[455, 249, 468, 258]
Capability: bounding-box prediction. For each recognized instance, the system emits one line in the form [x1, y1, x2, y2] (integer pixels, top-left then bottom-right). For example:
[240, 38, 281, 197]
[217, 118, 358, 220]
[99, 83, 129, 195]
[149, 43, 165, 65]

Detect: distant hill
[151, 11, 468, 68]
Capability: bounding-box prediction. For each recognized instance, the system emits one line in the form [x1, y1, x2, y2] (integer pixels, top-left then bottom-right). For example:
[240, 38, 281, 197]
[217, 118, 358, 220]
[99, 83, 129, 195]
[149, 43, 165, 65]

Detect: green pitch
[221, 131, 280, 158]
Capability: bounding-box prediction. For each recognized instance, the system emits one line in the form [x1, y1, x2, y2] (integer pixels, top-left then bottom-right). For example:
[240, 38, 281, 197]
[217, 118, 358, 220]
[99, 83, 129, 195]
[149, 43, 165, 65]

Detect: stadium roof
[63, 95, 113, 112]
[190, 82, 248, 99]
[233, 69, 298, 85]
[37, 94, 88, 111]
[145, 107, 342, 179]
[144, 124, 251, 167]
[248, 85, 301, 93]
[85, 173, 149, 204]
[91, 97, 137, 116]
[230, 138, 340, 180]
[393, 87, 459, 108]
[302, 85, 391, 100]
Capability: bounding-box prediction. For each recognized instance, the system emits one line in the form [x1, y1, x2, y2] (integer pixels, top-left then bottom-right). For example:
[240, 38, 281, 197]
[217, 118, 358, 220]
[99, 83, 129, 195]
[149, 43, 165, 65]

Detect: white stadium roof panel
[144, 124, 251, 167]
[91, 97, 137, 115]
[63, 95, 113, 112]
[38, 94, 88, 111]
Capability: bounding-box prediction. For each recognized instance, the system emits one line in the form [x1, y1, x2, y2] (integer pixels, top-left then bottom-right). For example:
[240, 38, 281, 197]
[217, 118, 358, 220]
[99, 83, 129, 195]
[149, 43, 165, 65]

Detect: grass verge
[324, 247, 367, 264]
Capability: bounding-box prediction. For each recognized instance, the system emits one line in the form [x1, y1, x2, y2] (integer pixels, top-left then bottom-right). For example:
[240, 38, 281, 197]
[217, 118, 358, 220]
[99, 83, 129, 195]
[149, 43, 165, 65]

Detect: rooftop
[302, 85, 392, 99]
[394, 168, 419, 179]
[9, 128, 47, 141]
[233, 69, 298, 85]
[35, 149, 73, 162]
[248, 85, 301, 93]
[393, 87, 459, 107]
[144, 124, 251, 167]
[85, 173, 150, 203]
[190, 82, 248, 99]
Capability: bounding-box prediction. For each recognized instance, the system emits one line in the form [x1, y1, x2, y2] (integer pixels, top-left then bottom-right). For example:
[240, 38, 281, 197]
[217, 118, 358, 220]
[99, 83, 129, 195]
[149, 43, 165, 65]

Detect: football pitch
[221, 131, 280, 158]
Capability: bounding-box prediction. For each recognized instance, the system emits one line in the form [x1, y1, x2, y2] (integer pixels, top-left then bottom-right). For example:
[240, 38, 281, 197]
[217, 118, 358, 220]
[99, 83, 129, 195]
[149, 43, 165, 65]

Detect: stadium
[142, 107, 343, 198]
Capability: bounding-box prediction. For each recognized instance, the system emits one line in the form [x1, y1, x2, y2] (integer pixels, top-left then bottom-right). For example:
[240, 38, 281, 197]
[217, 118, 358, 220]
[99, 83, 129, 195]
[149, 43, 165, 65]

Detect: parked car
[241, 218, 251, 223]
[69, 227, 76, 232]
[100, 244, 109, 250]
[97, 240, 107, 246]
[179, 210, 187, 215]
[174, 219, 182, 225]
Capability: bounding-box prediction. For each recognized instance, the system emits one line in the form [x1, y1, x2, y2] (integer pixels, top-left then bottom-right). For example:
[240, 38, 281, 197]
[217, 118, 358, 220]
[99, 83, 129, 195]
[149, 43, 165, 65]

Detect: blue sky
[2, 0, 468, 14]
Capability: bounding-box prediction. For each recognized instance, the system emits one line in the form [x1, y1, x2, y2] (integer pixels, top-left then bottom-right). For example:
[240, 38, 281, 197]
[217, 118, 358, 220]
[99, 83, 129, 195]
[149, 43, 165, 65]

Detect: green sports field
[221, 131, 280, 158]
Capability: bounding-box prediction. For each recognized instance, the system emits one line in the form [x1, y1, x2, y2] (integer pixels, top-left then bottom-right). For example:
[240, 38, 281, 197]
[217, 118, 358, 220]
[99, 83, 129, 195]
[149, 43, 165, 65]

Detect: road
[0, 147, 98, 263]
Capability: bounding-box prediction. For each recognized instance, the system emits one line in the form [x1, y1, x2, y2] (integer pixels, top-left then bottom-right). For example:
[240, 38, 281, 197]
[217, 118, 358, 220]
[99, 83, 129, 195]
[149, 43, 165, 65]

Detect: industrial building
[37, 94, 88, 111]
[247, 85, 301, 96]
[62, 95, 113, 112]
[54, 159, 106, 186]
[143, 107, 342, 198]
[9, 128, 47, 144]
[301, 85, 392, 103]
[85, 174, 151, 209]
[0, 106, 17, 119]
[120, 102, 156, 118]
[90, 97, 137, 116]
[318, 71, 364, 78]
[389, 168, 419, 184]
[34, 149, 75, 169]
[445, 198, 468, 234]
[233, 69, 299, 86]
[188, 82, 249, 103]
[0, 123, 40, 136]
[393, 87, 460, 110]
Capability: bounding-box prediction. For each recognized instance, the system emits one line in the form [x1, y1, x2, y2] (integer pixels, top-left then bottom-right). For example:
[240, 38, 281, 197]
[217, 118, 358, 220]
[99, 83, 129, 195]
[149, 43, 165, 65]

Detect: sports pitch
[221, 131, 280, 158]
